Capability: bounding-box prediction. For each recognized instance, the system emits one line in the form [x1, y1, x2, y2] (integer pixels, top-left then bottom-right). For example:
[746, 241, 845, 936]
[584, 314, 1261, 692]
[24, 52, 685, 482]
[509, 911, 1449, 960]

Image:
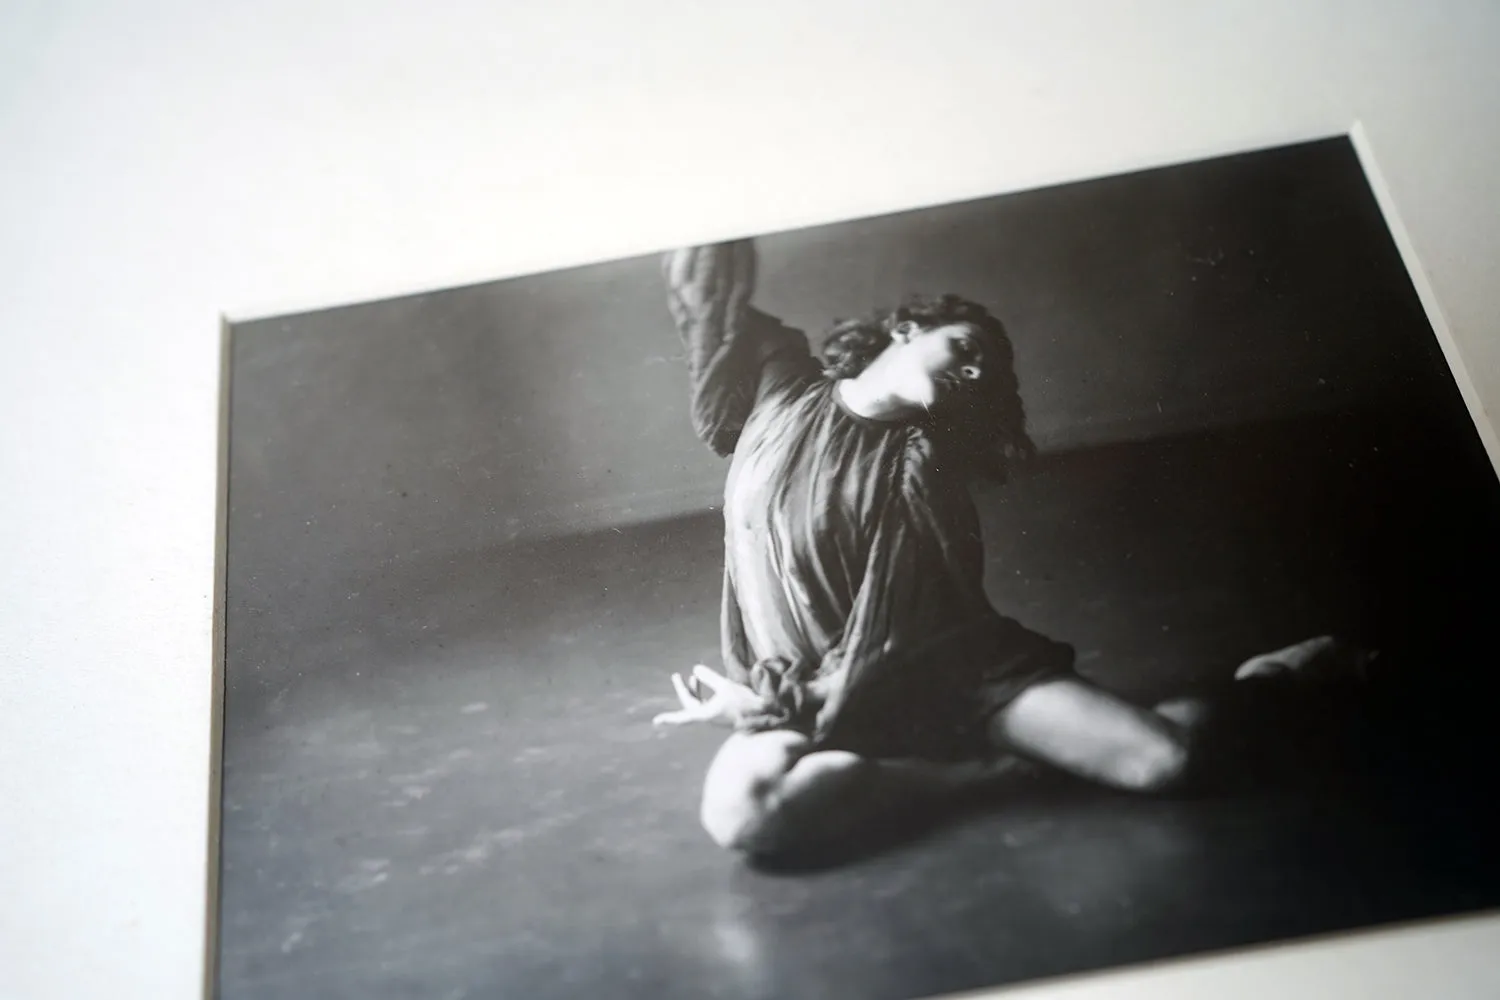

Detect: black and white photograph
[217, 136, 1500, 1000]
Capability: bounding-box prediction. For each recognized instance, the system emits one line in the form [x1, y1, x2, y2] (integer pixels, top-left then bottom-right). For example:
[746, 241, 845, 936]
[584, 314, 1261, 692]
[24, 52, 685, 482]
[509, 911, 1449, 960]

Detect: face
[882, 321, 989, 410]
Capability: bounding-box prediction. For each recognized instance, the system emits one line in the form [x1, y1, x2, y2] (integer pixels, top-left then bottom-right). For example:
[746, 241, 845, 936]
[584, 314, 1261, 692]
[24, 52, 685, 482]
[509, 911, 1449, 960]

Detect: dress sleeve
[718, 569, 821, 734]
[663, 242, 817, 456]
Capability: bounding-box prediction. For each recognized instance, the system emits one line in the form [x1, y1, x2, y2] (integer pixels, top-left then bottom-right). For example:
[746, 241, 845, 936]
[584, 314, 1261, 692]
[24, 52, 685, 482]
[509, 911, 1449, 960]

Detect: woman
[652, 241, 1363, 857]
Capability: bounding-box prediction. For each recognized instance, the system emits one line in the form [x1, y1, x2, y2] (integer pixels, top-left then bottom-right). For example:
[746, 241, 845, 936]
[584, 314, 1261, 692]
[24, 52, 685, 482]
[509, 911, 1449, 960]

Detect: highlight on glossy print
[217, 136, 1500, 1000]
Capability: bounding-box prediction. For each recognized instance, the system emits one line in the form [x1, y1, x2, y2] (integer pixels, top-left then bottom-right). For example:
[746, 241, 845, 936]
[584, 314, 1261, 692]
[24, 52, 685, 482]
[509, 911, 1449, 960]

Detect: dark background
[220, 138, 1500, 1000]
[226, 138, 1452, 702]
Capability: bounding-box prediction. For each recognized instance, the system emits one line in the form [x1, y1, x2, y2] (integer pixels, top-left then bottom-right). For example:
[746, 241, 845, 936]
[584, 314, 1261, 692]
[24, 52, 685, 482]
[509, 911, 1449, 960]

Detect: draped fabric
[666, 244, 1074, 759]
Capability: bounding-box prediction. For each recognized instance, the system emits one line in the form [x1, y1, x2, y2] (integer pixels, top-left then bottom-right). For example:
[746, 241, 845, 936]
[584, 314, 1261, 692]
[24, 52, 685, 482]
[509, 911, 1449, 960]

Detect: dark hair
[820, 293, 1035, 481]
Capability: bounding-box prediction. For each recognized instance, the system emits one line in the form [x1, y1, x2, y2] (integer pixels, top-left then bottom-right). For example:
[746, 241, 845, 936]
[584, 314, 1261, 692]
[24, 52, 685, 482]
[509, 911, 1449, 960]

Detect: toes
[1235, 635, 1375, 685]
[1234, 655, 1287, 682]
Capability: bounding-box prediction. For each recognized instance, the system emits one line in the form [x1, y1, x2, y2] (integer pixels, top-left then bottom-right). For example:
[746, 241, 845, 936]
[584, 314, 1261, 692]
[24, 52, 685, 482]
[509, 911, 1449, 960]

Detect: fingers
[690, 663, 732, 693]
[654, 665, 741, 728]
[653, 708, 702, 726]
[670, 672, 700, 710]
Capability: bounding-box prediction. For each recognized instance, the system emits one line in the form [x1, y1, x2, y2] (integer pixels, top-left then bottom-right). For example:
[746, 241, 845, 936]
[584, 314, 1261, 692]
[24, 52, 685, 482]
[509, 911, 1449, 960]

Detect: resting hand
[652, 664, 763, 729]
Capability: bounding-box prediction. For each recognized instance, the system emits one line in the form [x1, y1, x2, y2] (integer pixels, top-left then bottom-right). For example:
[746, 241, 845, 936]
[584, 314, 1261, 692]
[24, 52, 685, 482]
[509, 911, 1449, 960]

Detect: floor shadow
[218, 405, 1500, 1000]
[746, 766, 1120, 875]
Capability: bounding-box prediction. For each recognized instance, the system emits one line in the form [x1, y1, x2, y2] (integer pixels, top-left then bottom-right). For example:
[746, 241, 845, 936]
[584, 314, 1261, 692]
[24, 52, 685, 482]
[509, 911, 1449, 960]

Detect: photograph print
[217, 135, 1500, 1000]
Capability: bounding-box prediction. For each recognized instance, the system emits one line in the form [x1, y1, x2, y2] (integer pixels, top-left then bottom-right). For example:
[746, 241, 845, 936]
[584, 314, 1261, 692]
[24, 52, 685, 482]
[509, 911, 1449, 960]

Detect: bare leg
[991, 679, 1196, 792]
[990, 636, 1373, 793]
[698, 730, 1019, 855]
[700, 636, 1374, 854]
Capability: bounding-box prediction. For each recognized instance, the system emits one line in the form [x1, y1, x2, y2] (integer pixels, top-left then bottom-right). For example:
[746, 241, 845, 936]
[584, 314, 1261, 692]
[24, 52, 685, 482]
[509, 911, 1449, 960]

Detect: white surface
[2, 2, 1497, 998]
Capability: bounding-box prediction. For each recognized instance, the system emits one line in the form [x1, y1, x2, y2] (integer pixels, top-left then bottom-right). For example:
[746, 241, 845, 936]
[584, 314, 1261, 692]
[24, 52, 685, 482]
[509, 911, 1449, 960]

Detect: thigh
[991, 678, 1187, 791]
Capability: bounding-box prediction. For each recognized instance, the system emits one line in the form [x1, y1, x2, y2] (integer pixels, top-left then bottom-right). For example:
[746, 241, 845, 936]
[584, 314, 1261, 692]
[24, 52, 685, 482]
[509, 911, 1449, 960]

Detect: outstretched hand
[652, 664, 763, 729]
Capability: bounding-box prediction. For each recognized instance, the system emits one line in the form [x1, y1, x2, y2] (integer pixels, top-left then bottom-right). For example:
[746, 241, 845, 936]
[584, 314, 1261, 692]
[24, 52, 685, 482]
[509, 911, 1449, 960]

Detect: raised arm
[663, 241, 815, 456]
[663, 242, 757, 354]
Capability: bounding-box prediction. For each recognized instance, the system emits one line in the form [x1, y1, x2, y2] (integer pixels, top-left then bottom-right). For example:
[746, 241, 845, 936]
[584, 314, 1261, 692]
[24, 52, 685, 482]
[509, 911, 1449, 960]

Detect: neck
[836, 371, 923, 422]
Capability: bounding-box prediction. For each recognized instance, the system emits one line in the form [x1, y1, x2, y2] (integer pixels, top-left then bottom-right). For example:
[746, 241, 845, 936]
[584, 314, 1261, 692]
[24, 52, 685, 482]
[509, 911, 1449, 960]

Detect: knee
[698, 731, 806, 854]
[700, 771, 780, 853]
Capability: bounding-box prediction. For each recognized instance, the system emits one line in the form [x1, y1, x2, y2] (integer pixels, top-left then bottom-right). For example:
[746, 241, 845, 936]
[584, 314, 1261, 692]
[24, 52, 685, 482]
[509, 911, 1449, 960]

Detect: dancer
[652, 241, 1367, 857]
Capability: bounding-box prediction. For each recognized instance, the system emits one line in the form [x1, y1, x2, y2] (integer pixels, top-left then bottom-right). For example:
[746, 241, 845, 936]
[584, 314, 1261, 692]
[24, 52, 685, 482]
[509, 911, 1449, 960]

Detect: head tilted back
[820, 294, 1035, 481]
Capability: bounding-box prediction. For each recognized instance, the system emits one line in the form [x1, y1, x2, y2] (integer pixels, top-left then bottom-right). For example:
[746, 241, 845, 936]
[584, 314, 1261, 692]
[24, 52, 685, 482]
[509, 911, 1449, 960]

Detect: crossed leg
[697, 636, 1364, 856]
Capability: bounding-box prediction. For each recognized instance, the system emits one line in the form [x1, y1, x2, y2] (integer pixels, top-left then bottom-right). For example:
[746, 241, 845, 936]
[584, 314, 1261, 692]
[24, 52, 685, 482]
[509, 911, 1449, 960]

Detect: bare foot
[1233, 635, 1377, 684]
[1153, 696, 1213, 732]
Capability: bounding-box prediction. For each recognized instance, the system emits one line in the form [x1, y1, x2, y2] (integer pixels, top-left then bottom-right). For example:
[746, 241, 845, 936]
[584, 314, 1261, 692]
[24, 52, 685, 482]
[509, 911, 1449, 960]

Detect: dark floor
[218, 406, 1500, 1000]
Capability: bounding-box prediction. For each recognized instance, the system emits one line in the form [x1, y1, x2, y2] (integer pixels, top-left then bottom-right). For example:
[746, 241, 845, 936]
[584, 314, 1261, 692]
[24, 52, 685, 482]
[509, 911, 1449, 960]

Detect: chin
[907, 383, 941, 411]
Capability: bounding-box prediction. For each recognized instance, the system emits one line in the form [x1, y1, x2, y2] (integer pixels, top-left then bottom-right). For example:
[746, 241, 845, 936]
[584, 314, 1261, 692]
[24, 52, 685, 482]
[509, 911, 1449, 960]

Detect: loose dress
[669, 254, 1074, 761]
